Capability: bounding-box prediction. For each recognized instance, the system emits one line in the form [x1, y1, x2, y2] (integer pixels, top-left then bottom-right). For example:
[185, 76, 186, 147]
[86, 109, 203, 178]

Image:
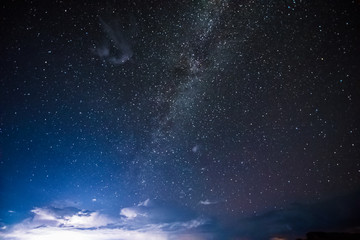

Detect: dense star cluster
[1, 0, 360, 239]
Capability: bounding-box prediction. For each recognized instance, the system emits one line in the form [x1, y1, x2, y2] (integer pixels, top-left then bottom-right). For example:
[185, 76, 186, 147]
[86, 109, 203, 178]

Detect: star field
[1, 0, 360, 239]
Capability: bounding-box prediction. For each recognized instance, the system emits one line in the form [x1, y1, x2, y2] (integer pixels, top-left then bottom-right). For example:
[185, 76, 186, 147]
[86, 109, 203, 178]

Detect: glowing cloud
[0, 202, 212, 240]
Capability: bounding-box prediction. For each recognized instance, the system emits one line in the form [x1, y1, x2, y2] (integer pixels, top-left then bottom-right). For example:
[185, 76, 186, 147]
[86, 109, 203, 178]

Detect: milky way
[1, 0, 360, 239]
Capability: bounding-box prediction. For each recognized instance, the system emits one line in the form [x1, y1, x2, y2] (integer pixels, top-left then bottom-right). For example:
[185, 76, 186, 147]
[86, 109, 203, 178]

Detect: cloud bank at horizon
[0, 200, 212, 240]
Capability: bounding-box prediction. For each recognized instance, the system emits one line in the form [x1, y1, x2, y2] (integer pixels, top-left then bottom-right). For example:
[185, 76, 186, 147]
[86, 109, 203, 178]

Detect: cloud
[226, 190, 360, 240]
[138, 198, 150, 207]
[120, 207, 140, 219]
[199, 200, 218, 205]
[2, 192, 360, 240]
[0, 200, 212, 240]
[92, 18, 133, 65]
[93, 46, 110, 58]
[1, 226, 168, 240]
[15, 207, 115, 229]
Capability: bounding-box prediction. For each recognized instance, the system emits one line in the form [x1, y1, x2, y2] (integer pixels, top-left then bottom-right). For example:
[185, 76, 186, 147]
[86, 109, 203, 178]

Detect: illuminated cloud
[1, 226, 168, 240]
[0, 201, 212, 240]
[120, 207, 140, 219]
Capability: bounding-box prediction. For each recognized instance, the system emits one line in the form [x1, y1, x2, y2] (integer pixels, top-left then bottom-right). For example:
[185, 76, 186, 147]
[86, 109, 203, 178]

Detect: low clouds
[7, 207, 116, 231]
[3, 192, 359, 240]
[2, 226, 167, 240]
[225, 190, 360, 240]
[0, 200, 212, 240]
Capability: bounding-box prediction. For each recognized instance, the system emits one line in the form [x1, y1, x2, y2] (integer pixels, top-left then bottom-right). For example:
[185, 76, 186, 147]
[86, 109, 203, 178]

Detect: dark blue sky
[1, 0, 360, 239]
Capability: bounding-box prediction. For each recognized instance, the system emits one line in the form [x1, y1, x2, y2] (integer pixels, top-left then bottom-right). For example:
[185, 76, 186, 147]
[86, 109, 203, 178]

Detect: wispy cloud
[92, 18, 133, 65]
[138, 198, 150, 207]
[199, 199, 218, 205]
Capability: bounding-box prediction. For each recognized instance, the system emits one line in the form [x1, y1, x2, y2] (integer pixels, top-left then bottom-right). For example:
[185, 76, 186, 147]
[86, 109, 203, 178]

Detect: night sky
[1, 0, 360, 239]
